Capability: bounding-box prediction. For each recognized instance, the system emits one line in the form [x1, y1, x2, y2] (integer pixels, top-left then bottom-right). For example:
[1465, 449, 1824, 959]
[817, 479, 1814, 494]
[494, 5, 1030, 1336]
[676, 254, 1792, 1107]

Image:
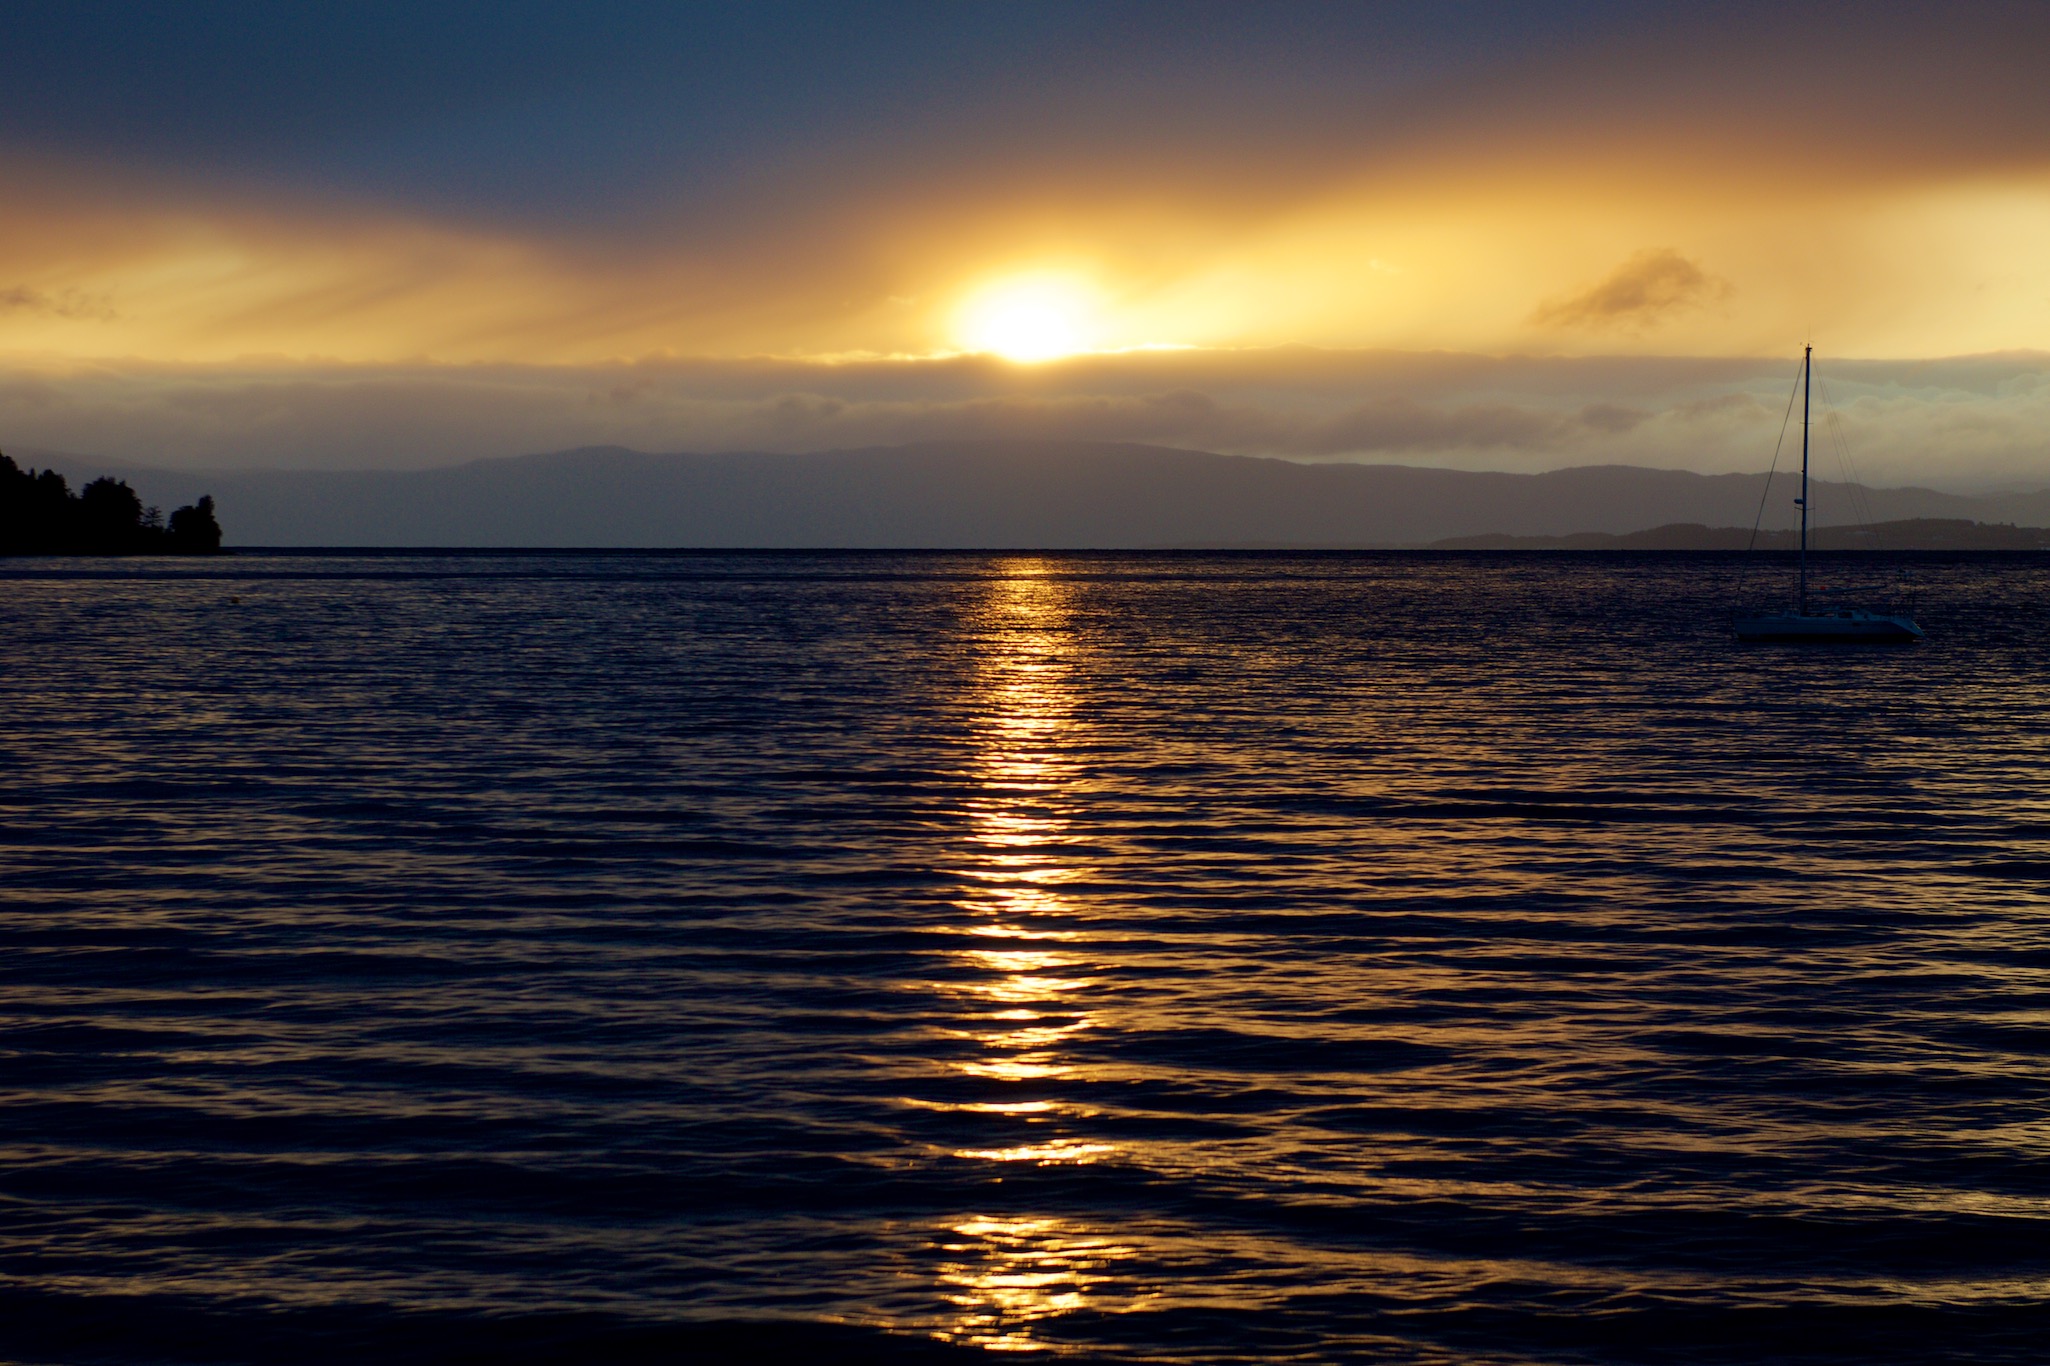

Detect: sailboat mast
[1798, 344, 1811, 616]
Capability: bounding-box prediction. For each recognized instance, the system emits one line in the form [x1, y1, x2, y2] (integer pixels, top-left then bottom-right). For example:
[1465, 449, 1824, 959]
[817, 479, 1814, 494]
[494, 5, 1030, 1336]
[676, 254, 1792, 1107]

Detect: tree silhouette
[167, 495, 222, 553]
[0, 452, 226, 556]
[79, 476, 146, 552]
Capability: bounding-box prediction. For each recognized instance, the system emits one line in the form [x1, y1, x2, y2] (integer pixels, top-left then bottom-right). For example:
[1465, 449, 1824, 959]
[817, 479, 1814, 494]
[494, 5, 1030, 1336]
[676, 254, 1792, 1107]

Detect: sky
[1, 1, 2047, 487]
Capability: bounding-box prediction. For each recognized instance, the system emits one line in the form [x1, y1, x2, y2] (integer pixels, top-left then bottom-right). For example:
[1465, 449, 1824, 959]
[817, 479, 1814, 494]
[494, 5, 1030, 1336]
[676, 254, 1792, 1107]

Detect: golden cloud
[1529, 249, 1733, 331]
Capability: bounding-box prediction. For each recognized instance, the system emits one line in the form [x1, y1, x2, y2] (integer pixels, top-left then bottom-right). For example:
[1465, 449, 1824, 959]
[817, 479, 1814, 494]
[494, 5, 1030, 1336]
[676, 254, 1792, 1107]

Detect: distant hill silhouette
[1431, 519, 2050, 550]
[17, 441, 2050, 548]
[0, 453, 222, 555]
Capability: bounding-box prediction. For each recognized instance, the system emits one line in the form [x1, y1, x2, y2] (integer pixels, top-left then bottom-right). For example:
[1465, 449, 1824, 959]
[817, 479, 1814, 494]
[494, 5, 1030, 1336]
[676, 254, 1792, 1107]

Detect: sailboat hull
[1733, 611, 1923, 643]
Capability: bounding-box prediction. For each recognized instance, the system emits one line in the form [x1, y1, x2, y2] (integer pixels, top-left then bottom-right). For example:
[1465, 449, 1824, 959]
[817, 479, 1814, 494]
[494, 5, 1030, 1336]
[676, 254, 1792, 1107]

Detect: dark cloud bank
[9, 347, 2050, 489]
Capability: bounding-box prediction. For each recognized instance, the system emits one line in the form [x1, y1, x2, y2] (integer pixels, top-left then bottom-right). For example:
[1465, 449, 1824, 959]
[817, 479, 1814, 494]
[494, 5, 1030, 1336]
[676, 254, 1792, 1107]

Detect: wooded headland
[1, 453, 222, 555]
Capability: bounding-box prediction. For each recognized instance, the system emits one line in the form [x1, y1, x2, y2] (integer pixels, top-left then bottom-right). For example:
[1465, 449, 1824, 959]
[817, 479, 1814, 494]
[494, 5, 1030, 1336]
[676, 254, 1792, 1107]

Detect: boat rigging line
[1745, 355, 1807, 554]
[1732, 353, 1808, 609]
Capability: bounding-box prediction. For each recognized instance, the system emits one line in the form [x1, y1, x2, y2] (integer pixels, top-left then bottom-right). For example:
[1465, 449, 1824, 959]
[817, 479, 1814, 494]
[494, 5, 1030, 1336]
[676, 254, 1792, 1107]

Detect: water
[2, 551, 2048, 1364]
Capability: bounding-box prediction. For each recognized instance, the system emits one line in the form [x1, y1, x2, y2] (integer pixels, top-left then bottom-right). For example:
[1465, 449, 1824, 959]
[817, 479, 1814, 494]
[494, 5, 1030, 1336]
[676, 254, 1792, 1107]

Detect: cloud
[1530, 249, 1732, 332]
[0, 8, 2046, 370]
[706, 389, 1628, 457]
[0, 284, 116, 321]
[0, 345, 2041, 490]
[0, 354, 1663, 474]
[1670, 392, 1775, 423]
[0, 342, 2033, 492]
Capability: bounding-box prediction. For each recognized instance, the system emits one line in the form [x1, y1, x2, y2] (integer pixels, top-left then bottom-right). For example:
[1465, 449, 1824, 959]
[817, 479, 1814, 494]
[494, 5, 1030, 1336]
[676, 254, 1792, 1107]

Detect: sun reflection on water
[923, 560, 1135, 1350]
[935, 1216, 1142, 1353]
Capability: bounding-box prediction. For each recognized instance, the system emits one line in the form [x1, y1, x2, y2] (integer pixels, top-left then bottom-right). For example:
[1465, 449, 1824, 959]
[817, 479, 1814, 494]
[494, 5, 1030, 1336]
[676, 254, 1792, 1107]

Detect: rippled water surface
[3, 551, 2049, 1364]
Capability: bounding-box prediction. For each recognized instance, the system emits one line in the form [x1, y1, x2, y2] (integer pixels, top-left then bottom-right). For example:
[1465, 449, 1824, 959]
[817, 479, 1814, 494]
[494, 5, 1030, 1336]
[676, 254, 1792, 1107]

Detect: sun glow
[956, 274, 1098, 362]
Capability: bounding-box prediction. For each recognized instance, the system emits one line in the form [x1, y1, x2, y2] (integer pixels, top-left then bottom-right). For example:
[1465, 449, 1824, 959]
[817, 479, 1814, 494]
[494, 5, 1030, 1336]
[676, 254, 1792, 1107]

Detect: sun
[956, 274, 1097, 362]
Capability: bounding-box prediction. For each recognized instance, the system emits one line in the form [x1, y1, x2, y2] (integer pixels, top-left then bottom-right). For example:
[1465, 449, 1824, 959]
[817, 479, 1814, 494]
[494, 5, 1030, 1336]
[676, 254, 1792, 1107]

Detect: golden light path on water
[927, 561, 1135, 1351]
[9, 554, 2050, 1363]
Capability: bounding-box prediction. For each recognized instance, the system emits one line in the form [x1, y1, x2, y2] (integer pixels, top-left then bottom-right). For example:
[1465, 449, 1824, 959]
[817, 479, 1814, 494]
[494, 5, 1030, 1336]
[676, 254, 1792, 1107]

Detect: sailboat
[1732, 346, 1924, 643]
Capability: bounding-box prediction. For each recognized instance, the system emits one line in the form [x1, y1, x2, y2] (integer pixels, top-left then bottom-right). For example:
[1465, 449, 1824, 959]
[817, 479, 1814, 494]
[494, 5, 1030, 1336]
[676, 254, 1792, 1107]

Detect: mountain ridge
[17, 441, 2050, 548]
[1428, 519, 2050, 551]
